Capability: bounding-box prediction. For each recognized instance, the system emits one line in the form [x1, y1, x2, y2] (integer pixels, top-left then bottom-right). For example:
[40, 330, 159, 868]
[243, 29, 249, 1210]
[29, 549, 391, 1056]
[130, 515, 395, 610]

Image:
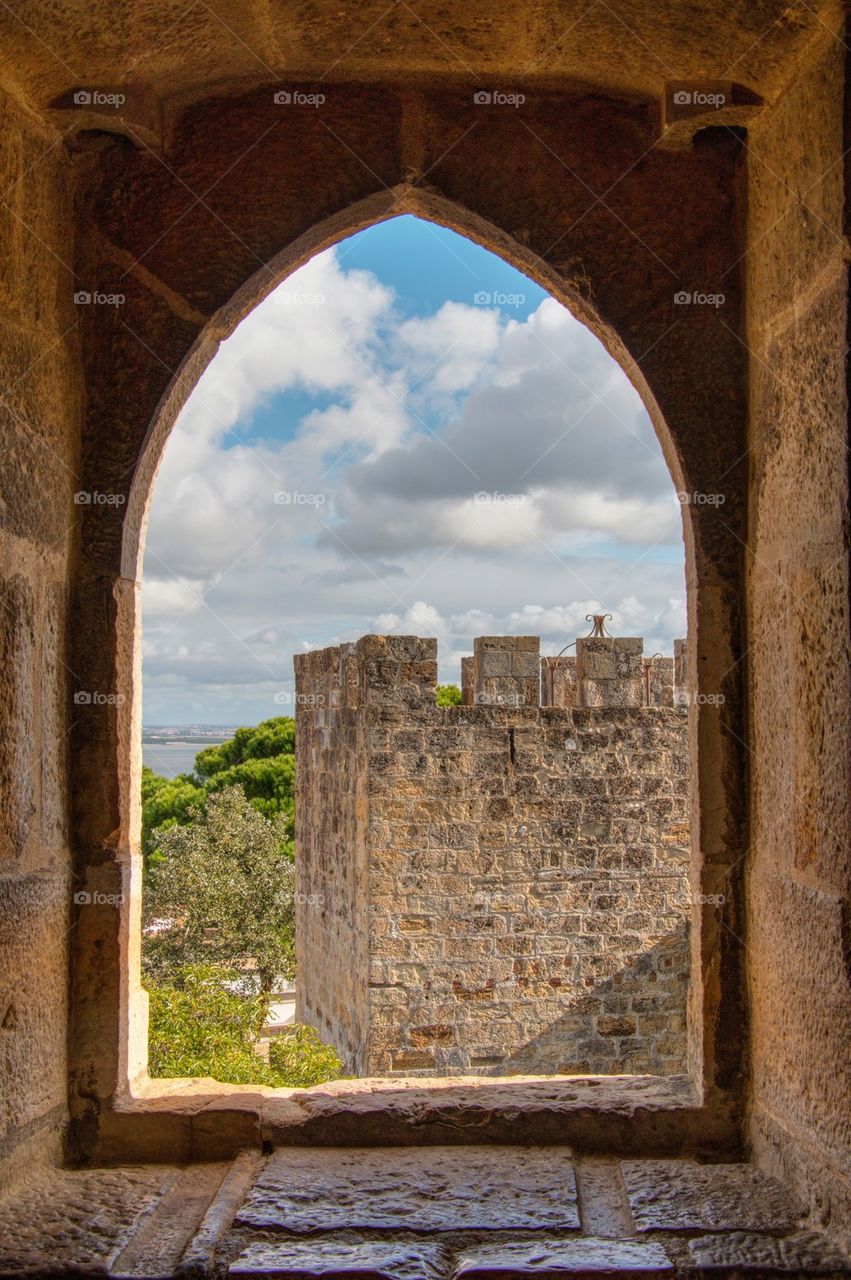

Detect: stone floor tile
[236, 1147, 580, 1233]
[227, 1238, 450, 1278]
[688, 1231, 851, 1274]
[620, 1161, 803, 1233]
[452, 1237, 674, 1277]
[0, 1164, 176, 1277]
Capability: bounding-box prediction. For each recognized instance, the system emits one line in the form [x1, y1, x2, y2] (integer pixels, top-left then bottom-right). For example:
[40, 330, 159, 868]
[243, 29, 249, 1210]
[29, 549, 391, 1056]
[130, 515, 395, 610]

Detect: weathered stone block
[0, 573, 36, 860]
[621, 1161, 803, 1232]
[236, 1148, 580, 1232]
[228, 1239, 449, 1278]
[480, 650, 512, 677]
[454, 1238, 674, 1277]
[597, 1016, 637, 1037]
[582, 679, 644, 708]
[687, 1231, 850, 1273]
[0, 872, 67, 1140]
[0, 1165, 175, 1276]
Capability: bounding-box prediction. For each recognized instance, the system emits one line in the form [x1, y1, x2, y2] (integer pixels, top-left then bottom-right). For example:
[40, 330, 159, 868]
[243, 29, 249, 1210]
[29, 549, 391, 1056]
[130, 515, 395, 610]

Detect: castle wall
[296, 633, 690, 1078]
[0, 87, 78, 1189]
[293, 646, 371, 1070]
[744, 30, 851, 1218]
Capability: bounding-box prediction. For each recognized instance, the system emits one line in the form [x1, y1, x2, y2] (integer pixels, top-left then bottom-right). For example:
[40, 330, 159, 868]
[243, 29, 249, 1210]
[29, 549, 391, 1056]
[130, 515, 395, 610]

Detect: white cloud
[396, 301, 502, 394]
[372, 601, 448, 636]
[141, 576, 206, 621]
[142, 239, 686, 724]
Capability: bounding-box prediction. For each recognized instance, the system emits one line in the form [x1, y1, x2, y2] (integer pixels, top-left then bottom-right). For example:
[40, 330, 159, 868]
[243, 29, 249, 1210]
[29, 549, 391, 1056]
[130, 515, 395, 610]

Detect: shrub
[147, 963, 276, 1084]
[146, 964, 345, 1088]
[268, 1025, 347, 1087]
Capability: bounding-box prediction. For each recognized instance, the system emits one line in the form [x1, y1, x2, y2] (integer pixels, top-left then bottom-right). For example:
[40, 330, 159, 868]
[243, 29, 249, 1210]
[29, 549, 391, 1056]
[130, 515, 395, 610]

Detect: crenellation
[295, 629, 690, 1079]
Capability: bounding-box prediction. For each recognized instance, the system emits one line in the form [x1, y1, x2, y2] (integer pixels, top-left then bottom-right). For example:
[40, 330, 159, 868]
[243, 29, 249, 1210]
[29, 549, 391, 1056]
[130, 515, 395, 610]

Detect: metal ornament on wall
[585, 613, 613, 638]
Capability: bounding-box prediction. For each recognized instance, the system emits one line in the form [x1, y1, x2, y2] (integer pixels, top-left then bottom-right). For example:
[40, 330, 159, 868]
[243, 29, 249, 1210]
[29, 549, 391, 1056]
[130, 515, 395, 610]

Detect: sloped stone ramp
[0, 1150, 847, 1278]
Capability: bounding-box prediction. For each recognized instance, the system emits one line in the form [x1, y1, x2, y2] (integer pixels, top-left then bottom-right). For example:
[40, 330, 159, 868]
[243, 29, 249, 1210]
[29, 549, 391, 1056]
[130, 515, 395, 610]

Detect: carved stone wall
[295, 632, 690, 1078]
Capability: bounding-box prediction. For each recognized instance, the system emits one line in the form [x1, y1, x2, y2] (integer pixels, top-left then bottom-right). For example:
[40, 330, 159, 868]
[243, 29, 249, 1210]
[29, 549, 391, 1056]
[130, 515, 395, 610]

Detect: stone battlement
[294, 632, 691, 1079]
[295, 632, 688, 714]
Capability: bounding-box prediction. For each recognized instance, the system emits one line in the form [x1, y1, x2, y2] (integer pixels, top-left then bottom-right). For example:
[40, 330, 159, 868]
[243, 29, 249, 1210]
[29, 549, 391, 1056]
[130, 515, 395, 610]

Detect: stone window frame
[68, 171, 748, 1162]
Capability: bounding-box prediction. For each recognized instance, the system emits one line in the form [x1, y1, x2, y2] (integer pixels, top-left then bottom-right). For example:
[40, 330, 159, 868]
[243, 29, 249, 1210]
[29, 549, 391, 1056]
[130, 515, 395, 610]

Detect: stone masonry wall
[0, 87, 78, 1190]
[295, 633, 690, 1079]
[293, 646, 371, 1067]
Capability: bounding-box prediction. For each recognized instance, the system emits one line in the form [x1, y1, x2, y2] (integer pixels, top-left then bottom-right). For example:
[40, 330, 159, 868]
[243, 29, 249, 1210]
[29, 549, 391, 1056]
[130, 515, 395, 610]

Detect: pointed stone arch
[68, 88, 748, 1158]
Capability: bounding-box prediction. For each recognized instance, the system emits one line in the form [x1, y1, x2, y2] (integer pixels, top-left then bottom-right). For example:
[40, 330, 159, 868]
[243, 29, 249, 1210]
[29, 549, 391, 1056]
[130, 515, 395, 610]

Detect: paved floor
[0, 1148, 848, 1277]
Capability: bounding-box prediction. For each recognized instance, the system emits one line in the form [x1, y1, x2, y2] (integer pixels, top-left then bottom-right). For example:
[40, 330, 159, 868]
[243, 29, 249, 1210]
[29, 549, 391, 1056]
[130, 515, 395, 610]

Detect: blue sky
[142, 215, 686, 725]
[239, 217, 547, 449]
[338, 216, 547, 319]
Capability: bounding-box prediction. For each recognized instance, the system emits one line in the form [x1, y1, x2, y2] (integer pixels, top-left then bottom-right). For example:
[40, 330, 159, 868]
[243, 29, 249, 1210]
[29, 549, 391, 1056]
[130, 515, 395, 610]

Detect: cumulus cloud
[321, 300, 677, 558]
[395, 301, 503, 394]
[372, 601, 448, 637]
[142, 240, 686, 723]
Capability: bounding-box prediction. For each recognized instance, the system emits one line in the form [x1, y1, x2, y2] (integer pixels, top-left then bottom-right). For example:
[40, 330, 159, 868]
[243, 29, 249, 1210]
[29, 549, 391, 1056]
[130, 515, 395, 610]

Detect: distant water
[142, 742, 204, 778]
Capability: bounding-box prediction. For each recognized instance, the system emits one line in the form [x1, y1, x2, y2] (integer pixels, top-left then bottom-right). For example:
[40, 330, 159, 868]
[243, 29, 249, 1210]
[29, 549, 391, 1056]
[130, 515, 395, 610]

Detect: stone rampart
[295, 632, 690, 1078]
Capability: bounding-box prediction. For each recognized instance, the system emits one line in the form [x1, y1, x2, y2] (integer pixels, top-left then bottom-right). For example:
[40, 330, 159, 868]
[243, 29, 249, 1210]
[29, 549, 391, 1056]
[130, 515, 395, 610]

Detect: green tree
[435, 683, 462, 706]
[146, 964, 344, 1087]
[199, 752, 295, 824]
[141, 716, 297, 869]
[143, 786, 295, 991]
[141, 766, 206, 869]
[195, 717, 295, 777]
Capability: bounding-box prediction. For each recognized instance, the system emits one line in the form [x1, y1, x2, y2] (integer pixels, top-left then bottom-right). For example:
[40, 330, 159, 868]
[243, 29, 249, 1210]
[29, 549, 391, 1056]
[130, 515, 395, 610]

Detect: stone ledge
[453, 1238, 673, 1278]
[93, 1074, 740, 1163]
[227, 1236, 674, 1278]
[229, 1238, 450, 1278]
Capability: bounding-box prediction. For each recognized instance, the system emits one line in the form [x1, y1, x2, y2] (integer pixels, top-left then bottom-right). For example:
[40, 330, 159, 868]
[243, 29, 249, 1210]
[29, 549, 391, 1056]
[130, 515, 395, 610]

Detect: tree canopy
[143, 786, 295, 991]
[142, 715, 296, 868]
